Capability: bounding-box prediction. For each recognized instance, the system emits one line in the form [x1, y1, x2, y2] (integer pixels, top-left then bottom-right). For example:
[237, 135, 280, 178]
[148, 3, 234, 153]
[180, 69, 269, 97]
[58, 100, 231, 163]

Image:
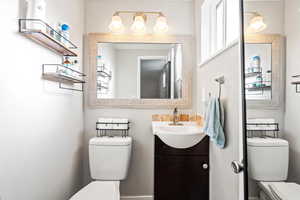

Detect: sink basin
[152, 121, 206, 149]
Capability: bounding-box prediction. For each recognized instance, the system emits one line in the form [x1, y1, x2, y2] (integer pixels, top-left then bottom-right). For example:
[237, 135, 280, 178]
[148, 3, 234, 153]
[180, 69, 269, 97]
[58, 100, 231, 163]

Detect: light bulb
[247, 15, 267, 33]
[131, 15, 146, 35]
[109, 14, 125, 34]
[154, 15, 169, 34]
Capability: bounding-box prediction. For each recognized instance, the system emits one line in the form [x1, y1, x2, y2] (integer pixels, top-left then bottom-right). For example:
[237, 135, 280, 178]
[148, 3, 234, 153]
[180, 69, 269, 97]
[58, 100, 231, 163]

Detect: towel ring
[215, 76, 225, 99]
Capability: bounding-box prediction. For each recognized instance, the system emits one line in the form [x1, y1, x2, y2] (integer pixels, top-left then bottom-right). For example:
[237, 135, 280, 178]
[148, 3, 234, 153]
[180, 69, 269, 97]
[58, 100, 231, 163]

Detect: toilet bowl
[247, 137, 300, 200]
[69, 137, 132, 200]
[258, 182, 300, 200]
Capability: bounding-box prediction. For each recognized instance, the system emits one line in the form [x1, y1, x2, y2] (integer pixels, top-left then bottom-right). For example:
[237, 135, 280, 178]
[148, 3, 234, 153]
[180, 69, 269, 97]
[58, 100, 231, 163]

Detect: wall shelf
[245, 72, 262, 78]
[19, 19, 77, 57]
[246, 86, 271, 92]
[42, 64, 86, 92]
[97, 70, 112, 78]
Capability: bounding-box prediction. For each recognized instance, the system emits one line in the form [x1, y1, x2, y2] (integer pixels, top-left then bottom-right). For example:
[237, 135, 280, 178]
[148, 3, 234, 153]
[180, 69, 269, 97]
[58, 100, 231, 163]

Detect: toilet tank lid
[89, 137, 132, 146]
[247, 138, 289, 147]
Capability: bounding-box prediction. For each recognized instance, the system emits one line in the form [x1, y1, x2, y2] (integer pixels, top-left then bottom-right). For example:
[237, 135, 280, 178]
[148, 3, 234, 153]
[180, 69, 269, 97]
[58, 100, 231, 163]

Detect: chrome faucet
[170, 107, 182, 126]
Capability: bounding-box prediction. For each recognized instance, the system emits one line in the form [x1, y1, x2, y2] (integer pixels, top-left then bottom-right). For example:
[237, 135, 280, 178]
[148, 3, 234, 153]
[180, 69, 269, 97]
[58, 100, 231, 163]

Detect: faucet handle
[174, 107, 178, 113]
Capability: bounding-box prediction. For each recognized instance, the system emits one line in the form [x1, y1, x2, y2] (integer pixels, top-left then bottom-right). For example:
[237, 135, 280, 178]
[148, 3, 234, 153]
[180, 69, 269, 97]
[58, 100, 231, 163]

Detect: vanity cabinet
[154, 136, 209, 200]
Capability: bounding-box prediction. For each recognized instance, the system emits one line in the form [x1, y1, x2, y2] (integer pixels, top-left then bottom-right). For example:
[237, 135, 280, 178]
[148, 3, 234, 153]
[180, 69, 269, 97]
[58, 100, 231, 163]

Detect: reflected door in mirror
[96, 43, 183, 99]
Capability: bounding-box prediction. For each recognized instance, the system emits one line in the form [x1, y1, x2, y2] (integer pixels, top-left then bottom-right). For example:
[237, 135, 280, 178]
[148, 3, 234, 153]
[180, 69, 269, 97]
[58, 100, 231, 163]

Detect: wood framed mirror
[244, 34, 285, 109]
[86, 33, 194, 109]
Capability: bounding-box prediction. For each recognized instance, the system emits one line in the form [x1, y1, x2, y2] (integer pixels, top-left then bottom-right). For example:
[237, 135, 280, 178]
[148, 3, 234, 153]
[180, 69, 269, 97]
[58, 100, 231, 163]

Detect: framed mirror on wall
[242, 0, 300, 200]
[87, 33, 193, 108]
[244, 34, 285, 109]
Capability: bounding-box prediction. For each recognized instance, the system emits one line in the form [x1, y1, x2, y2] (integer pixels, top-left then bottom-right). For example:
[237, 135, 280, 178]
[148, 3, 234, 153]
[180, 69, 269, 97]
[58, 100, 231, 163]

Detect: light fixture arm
[113, 11, 164, 17]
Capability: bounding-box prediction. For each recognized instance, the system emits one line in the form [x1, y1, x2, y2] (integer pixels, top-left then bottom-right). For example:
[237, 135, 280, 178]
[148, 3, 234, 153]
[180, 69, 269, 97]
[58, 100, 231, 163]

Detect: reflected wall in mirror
[243, 0, 300, 200]
[96, 43, 183, 99]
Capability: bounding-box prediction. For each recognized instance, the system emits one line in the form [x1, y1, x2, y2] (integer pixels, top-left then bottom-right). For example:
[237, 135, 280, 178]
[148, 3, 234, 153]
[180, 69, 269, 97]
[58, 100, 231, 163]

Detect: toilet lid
[69, 181, 120, 200]
[259, 182, 300, 200]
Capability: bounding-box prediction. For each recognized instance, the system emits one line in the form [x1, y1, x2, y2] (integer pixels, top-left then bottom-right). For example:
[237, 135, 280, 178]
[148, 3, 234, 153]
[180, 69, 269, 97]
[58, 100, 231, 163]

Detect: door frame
[238, 0, 249, 199]
[137, 56, 168, 98]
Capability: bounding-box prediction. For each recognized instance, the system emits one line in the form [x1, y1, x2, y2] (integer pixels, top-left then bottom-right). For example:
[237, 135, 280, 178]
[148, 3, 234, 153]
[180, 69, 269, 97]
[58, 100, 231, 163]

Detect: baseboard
[121, 195, 153, 200]
[249, 197, 259, 200]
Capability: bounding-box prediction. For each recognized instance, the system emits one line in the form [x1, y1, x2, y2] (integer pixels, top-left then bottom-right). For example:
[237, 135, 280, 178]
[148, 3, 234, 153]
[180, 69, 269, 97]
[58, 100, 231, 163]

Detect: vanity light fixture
[109, 11, 169, 35]
[109, 13, 125, 34]
[246, 12, 267, 33]
[131, 13, 147, 35]
[154, 13, 169, 34]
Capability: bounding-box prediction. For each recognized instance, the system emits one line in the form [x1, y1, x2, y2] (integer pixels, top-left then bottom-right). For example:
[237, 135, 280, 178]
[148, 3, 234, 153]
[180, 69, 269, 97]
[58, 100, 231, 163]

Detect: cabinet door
[155, 155, 209, 200]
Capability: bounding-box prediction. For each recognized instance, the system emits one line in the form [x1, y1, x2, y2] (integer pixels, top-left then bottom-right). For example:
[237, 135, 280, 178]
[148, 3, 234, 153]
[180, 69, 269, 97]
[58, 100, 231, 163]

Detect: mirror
[87, 34, 193, 108]
[245, 43, 272, 100]
[96, 43, 183, 99]
[243, 33, 284, 109]
[242, 0, 300, 200]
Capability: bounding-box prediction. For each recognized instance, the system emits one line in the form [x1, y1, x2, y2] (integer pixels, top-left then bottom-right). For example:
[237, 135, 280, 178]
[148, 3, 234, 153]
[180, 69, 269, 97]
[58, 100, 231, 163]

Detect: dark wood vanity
[154, 136, 209, 200]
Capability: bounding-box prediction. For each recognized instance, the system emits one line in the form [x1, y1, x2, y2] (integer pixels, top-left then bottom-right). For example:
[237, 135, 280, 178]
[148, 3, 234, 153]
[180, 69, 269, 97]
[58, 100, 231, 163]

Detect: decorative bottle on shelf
[256, 75, 263, 88]
[96, 55, 105, 71]
[63, 56, 72, 76]
[55, 22, 63, 42]
[265, 70, 272, 86]
[61, 23, 70, 45]
[250, 55, 261, 72]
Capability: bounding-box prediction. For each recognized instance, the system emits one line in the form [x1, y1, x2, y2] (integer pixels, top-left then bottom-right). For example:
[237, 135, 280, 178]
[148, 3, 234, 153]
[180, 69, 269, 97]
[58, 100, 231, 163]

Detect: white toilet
[70, 136, 132, 200]
[247, 137, 300, 200]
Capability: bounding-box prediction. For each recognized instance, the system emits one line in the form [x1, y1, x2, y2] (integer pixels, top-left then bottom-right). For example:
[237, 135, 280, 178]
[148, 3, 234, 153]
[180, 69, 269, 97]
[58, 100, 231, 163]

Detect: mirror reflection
[96, 43, 183, 99]
[243, 0, 300, 200]
[245, 43, 272, 100]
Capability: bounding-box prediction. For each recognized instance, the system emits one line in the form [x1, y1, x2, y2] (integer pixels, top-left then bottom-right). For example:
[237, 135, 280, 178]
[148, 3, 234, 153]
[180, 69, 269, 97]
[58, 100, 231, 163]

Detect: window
[216, 0, 225, 51]
[201, 0, 239, 62]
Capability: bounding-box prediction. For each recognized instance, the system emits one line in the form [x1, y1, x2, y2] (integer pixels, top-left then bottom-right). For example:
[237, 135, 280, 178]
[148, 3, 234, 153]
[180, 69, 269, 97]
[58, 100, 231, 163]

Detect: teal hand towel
[203, 98, 225, 148]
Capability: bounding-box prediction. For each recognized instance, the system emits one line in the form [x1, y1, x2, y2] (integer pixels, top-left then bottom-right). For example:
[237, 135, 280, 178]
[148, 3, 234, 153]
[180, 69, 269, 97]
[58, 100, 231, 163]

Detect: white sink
[152, 121, 206, 149]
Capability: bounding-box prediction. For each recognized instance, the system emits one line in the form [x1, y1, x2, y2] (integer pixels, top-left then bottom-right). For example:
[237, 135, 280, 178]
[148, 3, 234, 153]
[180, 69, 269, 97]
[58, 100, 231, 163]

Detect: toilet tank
[89, 137, 132, 180]
[247, 138, 289, 181]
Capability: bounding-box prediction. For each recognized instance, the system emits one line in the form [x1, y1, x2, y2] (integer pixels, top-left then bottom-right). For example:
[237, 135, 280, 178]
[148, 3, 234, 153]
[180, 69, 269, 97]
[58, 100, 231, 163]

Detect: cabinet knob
[202, 163, 209, 170]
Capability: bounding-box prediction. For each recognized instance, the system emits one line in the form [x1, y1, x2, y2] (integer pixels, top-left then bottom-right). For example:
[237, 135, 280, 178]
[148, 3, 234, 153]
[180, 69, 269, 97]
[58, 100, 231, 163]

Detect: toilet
[70, 136, 132, 200]
[247, 137, 300, 200]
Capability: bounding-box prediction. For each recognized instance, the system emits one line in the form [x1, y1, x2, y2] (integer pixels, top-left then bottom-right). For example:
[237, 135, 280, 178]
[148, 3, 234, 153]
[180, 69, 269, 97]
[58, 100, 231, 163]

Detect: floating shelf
[19, 19, 77, 57]
[246, 86, 271, 91]
[245, 72, 262, 78]
[247, 122, 279, 138]
[42, 64, 86, 91]
[96, 122, 130, 137]
[97, 70, 112, 78]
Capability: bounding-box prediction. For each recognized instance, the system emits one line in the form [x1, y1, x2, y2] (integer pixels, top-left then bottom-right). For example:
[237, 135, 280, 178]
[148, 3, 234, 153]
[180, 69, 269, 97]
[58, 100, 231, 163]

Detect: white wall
[197, 45, 241, 200]
[115, 49, 169, 98]
[84, 0, 195, 197]
[284, 0, 300, 184]
[244, 0, 285, 124]
[195, 1, 242, 200]
[244, 0, 284, 35]
[0, 0, 85, 200]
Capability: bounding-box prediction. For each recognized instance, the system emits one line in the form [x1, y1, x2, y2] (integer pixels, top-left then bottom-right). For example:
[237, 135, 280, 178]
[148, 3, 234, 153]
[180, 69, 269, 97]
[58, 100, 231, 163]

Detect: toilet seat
[259, 182, 300, 200]
[69, 181, 120, 200]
